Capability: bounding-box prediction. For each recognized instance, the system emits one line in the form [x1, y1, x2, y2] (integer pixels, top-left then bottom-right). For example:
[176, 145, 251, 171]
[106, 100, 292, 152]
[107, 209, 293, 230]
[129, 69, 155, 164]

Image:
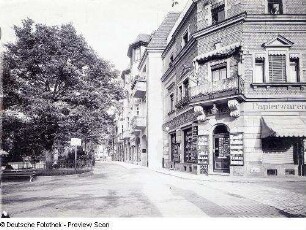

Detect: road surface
[1, 162, 306, 217]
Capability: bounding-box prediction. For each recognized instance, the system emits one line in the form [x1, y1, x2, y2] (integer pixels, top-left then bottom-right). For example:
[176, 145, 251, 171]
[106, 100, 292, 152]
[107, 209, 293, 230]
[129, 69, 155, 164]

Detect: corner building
[162, 0, 306, 177]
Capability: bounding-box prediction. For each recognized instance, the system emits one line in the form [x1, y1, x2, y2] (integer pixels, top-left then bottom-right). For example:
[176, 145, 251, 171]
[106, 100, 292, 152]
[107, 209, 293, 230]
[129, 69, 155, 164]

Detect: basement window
[267, 169, 277, 176]
[285, 169, 295, 175]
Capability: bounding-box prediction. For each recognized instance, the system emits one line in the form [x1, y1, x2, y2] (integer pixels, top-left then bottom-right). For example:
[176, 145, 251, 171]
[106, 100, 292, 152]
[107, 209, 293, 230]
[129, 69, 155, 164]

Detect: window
[268, 0, 283, 15]
[212, 5, 225, 24]
[134, 48, 141, 61]
[170, 94, 174, 111]
[183, 79, 189, 97]
[254, 59, 265, 83]
[182, 30, 189, 47]
[212, 65, 227, 82]
[269, 55, 286, 82]
[289, 58, 300, 82]
[136, 105, 140, 116]
[178, 86, 183, 100]
[169, 55, 174, 67]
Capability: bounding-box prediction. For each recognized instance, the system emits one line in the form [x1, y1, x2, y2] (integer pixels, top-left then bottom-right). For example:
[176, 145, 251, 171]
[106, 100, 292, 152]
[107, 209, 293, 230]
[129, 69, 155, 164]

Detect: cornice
[244, 14, 306, 23]
[193, 12, 247, 39]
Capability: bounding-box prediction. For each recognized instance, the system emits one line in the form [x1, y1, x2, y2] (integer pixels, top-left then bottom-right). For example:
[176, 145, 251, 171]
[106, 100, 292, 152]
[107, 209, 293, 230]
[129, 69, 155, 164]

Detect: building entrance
[213, 124, 230, 173]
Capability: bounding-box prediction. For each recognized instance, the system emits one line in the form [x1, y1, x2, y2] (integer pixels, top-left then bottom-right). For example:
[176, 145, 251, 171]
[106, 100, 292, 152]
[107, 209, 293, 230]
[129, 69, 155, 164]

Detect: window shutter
[269, 55, 286, 82]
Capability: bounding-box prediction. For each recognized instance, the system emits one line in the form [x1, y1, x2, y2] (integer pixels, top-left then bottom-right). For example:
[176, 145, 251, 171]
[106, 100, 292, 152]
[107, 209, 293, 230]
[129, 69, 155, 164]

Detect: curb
[107, 161, 306, 183]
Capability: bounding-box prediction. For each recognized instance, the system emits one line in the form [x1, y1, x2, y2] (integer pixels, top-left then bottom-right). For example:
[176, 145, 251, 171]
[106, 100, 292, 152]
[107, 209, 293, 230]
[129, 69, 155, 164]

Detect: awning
[260, 116, 306, 138]
[193, 42, 241, 63]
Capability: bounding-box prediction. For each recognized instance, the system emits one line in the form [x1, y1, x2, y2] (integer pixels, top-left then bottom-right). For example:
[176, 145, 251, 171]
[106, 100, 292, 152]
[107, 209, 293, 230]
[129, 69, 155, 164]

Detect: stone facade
[161, 0, 306, 177]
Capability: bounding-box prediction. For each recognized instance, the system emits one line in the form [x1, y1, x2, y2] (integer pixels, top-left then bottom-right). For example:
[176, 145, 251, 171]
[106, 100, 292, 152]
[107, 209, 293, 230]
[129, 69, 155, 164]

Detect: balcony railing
[131, 116, 146, 130]
[175, 96, 190, 110]
[190, 76, 244, 102]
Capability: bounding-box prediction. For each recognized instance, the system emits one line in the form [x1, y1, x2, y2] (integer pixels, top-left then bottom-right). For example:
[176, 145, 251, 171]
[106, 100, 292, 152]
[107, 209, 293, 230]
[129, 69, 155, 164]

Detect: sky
[0, 0, 188, 71]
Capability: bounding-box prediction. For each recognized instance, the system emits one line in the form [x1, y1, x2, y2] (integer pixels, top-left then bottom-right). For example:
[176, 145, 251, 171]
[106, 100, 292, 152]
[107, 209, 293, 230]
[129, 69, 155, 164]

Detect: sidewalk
[108, 161, 306, 184]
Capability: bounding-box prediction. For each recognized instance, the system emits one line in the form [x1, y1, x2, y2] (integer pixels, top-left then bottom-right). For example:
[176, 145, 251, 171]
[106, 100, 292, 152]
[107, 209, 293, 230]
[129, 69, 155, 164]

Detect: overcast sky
[0, 0, 188, 71]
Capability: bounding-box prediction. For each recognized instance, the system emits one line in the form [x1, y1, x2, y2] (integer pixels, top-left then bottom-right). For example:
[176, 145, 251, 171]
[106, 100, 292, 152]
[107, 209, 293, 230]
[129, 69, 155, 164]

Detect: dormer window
[268, 0, 283, 15]
[212, 4, 225, 24]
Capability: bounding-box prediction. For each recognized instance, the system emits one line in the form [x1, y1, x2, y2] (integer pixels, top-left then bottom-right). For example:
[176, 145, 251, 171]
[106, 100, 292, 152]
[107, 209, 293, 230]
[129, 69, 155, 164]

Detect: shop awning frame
[260, 116, 306, 138]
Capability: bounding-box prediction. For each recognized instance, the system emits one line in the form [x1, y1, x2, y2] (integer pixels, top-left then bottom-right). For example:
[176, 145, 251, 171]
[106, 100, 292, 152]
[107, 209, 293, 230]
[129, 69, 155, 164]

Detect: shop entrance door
[213, 125, 230, 173]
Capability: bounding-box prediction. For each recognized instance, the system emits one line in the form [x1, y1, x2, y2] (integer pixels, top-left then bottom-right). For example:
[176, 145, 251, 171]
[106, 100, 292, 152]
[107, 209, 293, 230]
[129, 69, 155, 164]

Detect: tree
[2, 18, 124, 162]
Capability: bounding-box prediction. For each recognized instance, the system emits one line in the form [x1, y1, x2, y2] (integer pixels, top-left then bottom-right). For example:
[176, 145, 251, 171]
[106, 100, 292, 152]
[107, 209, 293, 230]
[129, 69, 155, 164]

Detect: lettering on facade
[163, 109, 198, 130]
[230, 132, 244, 166]
[252, 103, 306, 111]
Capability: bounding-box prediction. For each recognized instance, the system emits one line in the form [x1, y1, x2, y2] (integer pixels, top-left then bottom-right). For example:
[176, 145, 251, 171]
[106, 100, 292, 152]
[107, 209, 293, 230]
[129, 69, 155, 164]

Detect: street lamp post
[70, 138, 82, 172]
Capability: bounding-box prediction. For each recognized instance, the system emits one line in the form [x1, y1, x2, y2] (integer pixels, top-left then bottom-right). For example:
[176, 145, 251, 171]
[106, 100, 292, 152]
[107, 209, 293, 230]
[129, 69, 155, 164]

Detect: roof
[167, 0, 196, 44]
[147, 12, 180, 49]
[127, 34, 151, 58]
[260, 116, 306, 138]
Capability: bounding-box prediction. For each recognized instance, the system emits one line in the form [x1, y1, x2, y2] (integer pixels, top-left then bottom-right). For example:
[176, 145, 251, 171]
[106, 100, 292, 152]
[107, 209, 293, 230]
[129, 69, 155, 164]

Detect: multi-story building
[162, 0, 306, 177]
[114, 12, 180, 168]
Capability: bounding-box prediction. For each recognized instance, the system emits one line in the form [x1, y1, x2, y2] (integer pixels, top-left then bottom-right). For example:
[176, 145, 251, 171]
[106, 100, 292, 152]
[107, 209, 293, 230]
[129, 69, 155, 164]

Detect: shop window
[262, 137, 293, 153]
[184, 128, 196, 163]
[267, 169, 278, 176]
[212, 5, 225, 24]
[268, 0, 283, 15]
[212, 65, 227, 82]
[268, 55, 286, 82]
[171, 133, 179, 162]
[254, 59, 265, 83]
[289, 58, 300, 82]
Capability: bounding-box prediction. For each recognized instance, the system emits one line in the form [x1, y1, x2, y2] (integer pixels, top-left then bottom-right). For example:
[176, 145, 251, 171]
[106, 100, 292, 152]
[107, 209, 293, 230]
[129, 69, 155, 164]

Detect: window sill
[251, 82, 306, 89]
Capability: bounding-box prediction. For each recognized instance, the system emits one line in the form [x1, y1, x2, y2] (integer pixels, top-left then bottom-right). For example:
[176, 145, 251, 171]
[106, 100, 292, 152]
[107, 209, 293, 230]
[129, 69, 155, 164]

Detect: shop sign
[197, 135, 209, 165]
[252, 102, 306, 111]
[230, 132, 244, 166]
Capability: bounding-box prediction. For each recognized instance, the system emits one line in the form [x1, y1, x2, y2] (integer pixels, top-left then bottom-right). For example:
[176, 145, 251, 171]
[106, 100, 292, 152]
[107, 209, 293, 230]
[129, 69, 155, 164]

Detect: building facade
[162, 0, 306, 177]
[114, 13, 179, 168]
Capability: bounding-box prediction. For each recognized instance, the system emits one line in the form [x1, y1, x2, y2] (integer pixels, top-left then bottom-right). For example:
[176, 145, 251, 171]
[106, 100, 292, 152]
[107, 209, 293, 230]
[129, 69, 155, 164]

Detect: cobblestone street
[1, 162, 306, 217]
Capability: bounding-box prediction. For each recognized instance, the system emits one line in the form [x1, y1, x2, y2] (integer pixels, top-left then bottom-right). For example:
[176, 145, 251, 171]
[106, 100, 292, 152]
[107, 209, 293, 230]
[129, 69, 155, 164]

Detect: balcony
[175, 96, 190, 110]
[131, 77, 146, 98]
[189, 76, 245, 105]
[131, 116, 146, 130]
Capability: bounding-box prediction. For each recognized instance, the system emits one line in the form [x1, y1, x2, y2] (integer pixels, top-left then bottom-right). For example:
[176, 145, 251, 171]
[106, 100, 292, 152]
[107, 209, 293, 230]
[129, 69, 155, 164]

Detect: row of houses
[113, 0, 306, 177]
